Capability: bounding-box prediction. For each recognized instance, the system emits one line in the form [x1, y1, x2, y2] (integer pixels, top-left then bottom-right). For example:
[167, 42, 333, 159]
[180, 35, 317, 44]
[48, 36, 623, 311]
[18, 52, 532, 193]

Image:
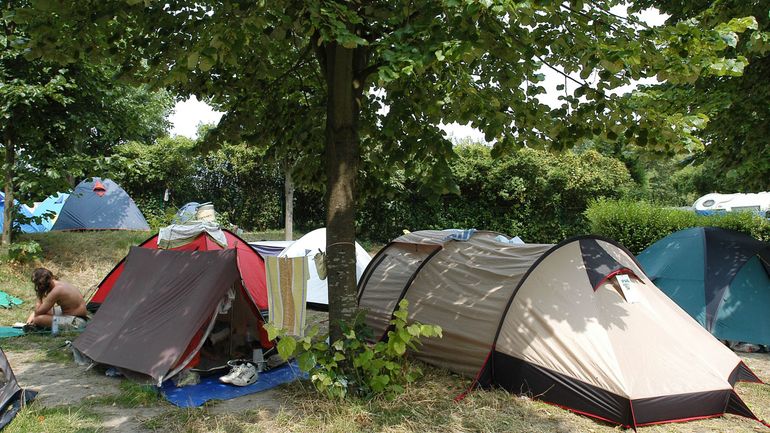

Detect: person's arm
[34, 289, 58, 316]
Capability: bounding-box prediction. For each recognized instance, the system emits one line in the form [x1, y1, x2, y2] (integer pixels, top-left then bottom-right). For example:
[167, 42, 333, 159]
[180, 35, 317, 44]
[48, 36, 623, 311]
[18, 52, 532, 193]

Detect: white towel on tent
[158, 222, 228, 248]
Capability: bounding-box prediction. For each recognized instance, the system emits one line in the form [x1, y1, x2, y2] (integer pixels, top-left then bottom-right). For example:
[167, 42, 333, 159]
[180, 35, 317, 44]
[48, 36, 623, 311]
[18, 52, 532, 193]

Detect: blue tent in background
[51, 178, 149, 231]
[0, 192, 48, 233]
[31, 193, 69, 231]
[637, 227, 770, 346]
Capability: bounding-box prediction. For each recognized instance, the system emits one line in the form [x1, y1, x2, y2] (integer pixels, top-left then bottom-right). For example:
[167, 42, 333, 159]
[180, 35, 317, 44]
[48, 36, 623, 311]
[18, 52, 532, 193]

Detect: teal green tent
[638, 227, 770, 346]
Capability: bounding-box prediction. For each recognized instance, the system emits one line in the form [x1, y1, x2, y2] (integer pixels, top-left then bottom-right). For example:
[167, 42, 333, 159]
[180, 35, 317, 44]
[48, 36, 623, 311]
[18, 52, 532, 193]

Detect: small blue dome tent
[30, 192, 69, 231]
[51, 178, 149, 231]
[0, 193, 47, 233]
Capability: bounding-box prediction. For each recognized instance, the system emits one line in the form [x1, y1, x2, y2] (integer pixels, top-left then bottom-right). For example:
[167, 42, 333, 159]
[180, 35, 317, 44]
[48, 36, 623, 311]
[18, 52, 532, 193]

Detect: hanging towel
[265, 256, 309, 336]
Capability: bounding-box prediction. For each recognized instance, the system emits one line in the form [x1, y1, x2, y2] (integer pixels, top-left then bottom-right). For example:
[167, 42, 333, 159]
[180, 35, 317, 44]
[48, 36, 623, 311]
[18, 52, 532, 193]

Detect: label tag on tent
[615, 274, 641, 304]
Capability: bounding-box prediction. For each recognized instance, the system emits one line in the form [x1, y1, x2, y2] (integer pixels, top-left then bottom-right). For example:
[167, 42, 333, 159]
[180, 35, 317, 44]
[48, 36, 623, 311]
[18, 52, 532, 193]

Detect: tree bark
[323, 41, 364, 342]
[284, 163, 294, 241]
[2, 131, 15, 246]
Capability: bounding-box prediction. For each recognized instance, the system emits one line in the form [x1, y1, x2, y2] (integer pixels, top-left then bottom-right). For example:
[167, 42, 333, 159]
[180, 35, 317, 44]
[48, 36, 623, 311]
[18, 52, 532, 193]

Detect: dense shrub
[266, 300, 442, 400]
[586, 199, 770, 254]
[358, 145, 635, 243]
[7, 240, 43, 264]
[131, 197, 177, 230]
[112, 138, 635, 243]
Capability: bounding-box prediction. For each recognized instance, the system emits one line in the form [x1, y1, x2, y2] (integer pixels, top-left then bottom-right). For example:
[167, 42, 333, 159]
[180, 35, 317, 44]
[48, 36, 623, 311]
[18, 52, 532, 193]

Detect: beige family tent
[357, 230, 765, 428]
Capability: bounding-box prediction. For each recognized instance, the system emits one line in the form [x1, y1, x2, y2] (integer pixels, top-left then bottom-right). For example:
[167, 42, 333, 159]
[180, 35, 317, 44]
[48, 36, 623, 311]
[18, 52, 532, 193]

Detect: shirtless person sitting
[26, 268, 88, 331]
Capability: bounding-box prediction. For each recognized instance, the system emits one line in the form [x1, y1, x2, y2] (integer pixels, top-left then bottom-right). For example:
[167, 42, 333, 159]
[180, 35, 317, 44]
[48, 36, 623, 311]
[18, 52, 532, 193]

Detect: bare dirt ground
[5, 344, 285, 432]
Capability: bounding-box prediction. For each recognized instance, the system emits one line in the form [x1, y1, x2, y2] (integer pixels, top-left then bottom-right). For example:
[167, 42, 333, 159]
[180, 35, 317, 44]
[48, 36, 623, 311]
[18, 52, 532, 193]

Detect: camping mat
[0, 327, 24, 339]
[161, 362, 306, 408]
[0, 291, 22, 309]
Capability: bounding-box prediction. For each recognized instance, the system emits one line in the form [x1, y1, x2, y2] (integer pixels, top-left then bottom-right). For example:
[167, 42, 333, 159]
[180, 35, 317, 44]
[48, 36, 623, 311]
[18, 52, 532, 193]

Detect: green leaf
[277, 337, 297, 361]
[406, 324, 421, 337]
[263, 323, 280, 341]
[199, 54, 216, 72]
[392, 340, 406, 355]
[187, 52, 199, 70]
[297, 351, 316, 372]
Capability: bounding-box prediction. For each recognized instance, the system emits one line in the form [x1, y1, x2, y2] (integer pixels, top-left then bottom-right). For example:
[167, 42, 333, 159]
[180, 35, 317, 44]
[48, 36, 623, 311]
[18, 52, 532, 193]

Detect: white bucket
[195, 204, 217, 222]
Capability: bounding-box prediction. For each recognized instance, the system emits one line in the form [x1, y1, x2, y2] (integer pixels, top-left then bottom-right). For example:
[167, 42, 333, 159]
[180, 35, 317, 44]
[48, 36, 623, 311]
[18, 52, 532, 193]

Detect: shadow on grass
[1, 333, 77, 364]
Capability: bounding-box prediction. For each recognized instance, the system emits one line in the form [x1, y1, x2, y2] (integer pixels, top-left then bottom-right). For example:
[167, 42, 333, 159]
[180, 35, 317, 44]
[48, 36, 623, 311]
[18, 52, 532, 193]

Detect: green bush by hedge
[586, 199, 770, 254]
[358, 145, 635, 243]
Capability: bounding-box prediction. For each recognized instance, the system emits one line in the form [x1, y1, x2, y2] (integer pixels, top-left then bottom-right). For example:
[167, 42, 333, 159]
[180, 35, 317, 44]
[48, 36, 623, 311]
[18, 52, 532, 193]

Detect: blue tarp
[0, 291, 23, 309]
[161, 362, 306, 408]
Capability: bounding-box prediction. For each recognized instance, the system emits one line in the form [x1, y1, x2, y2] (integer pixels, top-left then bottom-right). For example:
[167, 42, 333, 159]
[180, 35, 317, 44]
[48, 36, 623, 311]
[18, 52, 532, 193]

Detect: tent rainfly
[31, 192, 69, 231]
[89, 228, 266, 311]
[638, 227, 770, 346]
[51, 177, 149, 231]
[76, 246, 272, 384]
[357, 230, 766, 429]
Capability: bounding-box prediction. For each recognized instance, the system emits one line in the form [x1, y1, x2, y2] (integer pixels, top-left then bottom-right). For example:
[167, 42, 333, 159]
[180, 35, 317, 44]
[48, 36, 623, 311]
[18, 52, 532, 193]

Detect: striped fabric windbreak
[265, 256, 310, 336]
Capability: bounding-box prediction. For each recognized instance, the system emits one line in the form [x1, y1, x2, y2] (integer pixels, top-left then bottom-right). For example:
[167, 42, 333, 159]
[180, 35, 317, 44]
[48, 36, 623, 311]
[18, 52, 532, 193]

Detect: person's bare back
[27, 267, 87, 328]
[46, 280, 88, 317]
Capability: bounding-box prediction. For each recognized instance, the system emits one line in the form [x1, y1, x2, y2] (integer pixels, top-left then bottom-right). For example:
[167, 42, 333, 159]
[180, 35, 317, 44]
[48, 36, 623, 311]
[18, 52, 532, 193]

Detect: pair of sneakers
[220, 360, 258, 386]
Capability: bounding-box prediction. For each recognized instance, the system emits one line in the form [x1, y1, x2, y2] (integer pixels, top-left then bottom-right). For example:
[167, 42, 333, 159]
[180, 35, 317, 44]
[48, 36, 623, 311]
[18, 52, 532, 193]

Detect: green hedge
[586, 199, 770, 254]
[358, 146, 635, 243]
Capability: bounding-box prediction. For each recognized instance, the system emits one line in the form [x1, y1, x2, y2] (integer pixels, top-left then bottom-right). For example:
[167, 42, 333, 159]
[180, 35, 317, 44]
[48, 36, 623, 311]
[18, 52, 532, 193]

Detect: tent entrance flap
[74, 247, 245, 383]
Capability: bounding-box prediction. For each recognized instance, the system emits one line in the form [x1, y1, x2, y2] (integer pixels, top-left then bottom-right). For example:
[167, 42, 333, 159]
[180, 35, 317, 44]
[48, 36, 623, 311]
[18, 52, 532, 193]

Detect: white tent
[279, 228, 372, 307]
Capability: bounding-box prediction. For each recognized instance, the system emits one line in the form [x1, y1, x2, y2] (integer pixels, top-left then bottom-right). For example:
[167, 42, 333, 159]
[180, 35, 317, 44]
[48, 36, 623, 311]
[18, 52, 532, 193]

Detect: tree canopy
[20, 0, 759, 336]
[632, 0, 770, 190]
[1, 0, 173, 243]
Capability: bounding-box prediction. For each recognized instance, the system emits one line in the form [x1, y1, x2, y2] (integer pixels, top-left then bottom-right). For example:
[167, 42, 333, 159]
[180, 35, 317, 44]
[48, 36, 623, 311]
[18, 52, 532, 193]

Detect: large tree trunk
[323, 42, 364, 342]
[2, 132, 15, 246]
[284, 163, 294, 241]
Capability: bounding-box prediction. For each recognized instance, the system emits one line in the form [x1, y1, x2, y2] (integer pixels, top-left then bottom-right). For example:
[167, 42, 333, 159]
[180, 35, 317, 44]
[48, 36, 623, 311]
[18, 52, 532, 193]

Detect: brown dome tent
[357, 230, 766, 429]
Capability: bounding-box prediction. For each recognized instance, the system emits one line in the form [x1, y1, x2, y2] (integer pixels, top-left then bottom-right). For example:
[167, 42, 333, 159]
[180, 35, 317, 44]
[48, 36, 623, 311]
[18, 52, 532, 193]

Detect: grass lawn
[0, 231, 768, 432]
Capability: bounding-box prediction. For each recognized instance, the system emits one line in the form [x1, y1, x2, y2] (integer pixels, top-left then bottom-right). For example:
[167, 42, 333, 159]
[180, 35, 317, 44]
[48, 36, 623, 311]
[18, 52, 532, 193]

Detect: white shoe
[219, 364, 241, 384]
[229, 363, 258, 386]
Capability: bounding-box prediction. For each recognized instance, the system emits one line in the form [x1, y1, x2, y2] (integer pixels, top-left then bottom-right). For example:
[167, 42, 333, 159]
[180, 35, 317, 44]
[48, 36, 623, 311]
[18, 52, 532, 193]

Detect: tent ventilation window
[93, 180, 107, 197]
